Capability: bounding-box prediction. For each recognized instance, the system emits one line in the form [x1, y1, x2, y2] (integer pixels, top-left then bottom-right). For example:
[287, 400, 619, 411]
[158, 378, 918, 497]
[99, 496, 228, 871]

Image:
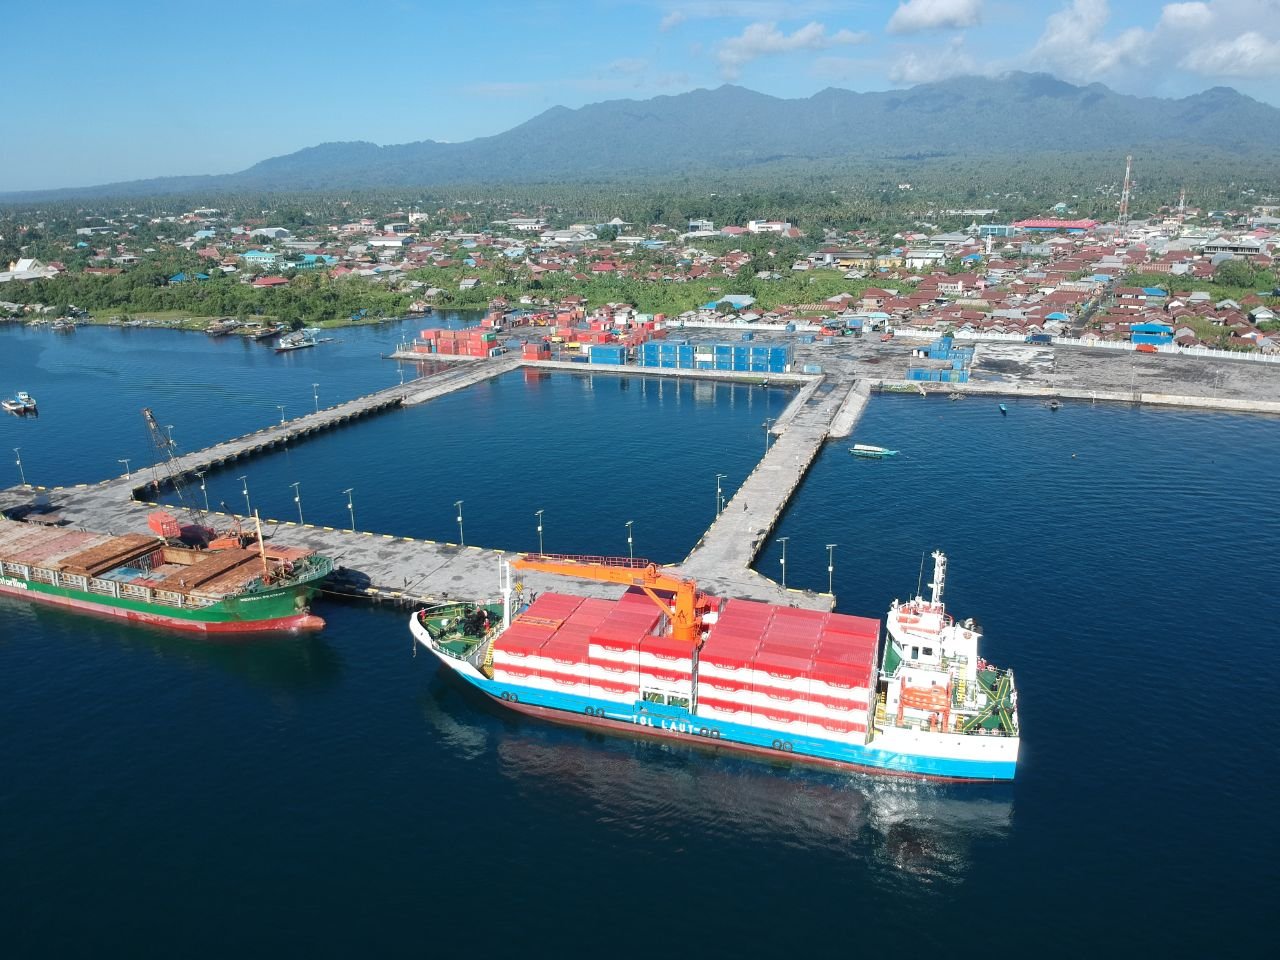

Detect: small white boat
[850, 443, 898, 459]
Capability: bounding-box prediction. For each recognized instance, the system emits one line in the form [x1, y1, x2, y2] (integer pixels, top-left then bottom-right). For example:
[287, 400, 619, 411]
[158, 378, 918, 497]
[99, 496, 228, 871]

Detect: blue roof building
[1131, 321, 1173, 345]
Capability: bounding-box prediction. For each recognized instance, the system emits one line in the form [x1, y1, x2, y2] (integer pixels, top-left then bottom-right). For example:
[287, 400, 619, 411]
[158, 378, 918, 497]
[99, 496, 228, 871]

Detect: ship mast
[928, 550, 947, 607]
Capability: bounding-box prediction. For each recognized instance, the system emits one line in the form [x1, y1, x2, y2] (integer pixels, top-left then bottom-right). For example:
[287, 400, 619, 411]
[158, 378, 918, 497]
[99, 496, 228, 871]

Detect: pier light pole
[399, 366, 405, 386]
[14, 448, 26, 487]
[455, 500, 465, 547]
[312, 383, 320, 414]
[118, 458, 132, 480]
[536, 509, 544, 555]
[716, 473, 726, 516]
[626, 520, 634, 559]
[277, 404, 286, 425]
[343, 488, 355, 531]
[238, 476, 250, 516]
[291, 482, 304, 525]
[196, 471, 210, 512]
[777, 536, 789, 590]
[763, 418, 775, 456]
[826, 543, 837, 596]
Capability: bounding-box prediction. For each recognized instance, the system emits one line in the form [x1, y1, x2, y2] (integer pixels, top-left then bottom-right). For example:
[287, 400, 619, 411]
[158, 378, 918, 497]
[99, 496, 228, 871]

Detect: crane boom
[510, 553, 710, 644]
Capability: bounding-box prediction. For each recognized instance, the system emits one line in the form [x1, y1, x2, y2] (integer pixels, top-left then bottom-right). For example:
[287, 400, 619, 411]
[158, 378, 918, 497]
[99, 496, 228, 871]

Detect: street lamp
[826, 543, 837, 596]
[626, 520, 634, 559]
[118, 458, 132, 480]
[196, 471, 210, 513]
[716, 473, 726, 516]
[238, 475, 250, 515]
[763, 418, 775, 455]
[291, 481, 304, 525]
[343, 487, 355, 531]
[399, 366, 405, 386]
[277, 404, 286, 425]
[455, 500, 465, 547]
[14, 447, 26, 486]
[777, 536, 789, 589]
[535, 509, 544, 555]
[312, 382, 320, 413]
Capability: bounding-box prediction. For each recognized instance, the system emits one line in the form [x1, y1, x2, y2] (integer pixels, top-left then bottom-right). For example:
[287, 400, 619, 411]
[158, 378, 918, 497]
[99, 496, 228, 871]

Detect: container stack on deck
[488, 589, 879, 742]
[697, 600, 878, 742]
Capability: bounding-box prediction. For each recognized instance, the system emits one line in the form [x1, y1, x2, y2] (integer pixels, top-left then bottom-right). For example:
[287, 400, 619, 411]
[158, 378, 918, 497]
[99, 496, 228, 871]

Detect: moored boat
[275, 327, 322, 352]
[850, 443, 898, 458]
[0, 519, 332, 633]
[3, 391, 36, 415]
[410, 552, 1018, 782]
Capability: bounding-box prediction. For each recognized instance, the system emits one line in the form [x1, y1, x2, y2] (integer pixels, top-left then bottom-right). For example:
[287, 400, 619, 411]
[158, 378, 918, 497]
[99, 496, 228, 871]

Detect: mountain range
[7, 72, 1279, 200]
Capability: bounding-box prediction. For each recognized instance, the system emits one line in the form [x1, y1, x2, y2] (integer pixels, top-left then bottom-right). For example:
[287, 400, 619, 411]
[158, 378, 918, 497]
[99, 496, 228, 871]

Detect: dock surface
[2, 357, 855, 614]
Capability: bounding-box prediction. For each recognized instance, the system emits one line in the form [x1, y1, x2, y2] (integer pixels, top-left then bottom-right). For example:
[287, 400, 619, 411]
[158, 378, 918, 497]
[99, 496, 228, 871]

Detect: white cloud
[716, 21, 868, 78]
[660, 11, 687, 30]
[1027, 0, 1151, 80]
[886, 0, 983, 35]
[1183, 30, 1280, 74]
[888, 36, 977, 84]
[1159, 2, 1212, 30]
[1023, 1, 1280, 83]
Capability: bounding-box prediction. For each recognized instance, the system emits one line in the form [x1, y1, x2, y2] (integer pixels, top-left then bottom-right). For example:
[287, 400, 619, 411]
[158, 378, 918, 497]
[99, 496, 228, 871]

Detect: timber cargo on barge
[0, 519, 332, 633]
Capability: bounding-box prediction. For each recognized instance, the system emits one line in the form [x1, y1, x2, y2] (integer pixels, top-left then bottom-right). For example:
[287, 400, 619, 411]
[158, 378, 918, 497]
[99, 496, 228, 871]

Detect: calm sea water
[2, 330, 1277, 956]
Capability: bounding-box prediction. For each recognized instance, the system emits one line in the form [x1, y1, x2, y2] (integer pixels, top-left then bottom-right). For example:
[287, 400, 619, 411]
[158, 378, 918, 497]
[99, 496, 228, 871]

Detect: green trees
[1213, 258, 1257, 288]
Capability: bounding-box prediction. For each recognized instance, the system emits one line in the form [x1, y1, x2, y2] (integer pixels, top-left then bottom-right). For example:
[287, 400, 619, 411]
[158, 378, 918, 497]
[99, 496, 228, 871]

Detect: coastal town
[2, 192, 1278, 355]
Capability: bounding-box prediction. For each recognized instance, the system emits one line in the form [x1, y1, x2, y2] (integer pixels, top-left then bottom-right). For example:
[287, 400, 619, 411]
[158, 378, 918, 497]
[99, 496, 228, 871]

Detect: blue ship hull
[449, 663, 1016, 782]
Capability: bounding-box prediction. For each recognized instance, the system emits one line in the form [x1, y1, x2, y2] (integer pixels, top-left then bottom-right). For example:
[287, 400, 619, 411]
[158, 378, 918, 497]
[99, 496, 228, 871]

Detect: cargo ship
[410, 551, 1019, 782]
[0, 519, 333, 633]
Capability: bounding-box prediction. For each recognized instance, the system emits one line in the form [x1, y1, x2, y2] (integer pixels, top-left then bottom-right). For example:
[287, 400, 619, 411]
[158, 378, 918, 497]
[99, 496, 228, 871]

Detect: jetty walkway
[2, 358, 875, 614]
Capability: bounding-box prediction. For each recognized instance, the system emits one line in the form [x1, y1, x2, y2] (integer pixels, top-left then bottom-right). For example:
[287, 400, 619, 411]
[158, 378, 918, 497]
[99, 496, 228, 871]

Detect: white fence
[949, 331, 1280, 364]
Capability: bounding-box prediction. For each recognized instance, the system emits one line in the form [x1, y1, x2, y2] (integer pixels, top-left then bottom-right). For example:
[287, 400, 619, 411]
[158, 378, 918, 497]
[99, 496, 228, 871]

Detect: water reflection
[419, 671, 1011, 882]
[0, 595, 342, 693]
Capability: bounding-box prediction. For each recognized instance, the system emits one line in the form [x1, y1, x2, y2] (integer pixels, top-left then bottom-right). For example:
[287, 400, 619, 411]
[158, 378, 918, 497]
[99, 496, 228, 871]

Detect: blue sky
[8, 0, 1279, 191]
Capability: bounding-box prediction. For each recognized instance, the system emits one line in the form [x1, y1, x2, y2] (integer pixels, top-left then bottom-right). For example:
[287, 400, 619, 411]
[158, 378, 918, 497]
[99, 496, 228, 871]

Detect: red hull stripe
[0, 582, 323, 634]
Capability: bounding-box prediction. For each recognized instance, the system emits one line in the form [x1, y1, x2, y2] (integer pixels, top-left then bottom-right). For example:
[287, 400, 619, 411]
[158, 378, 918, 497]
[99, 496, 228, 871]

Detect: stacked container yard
[639, 340, 792, 373]
[588, 344, 628, 365]
[414, 327, 505, 358]
[907, 334, 973, 383]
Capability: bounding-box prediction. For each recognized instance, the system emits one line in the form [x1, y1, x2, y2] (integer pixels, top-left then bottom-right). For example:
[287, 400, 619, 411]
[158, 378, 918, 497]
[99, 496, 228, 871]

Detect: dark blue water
[0, 316, 478, 487]
[2, 335, 1276, 956]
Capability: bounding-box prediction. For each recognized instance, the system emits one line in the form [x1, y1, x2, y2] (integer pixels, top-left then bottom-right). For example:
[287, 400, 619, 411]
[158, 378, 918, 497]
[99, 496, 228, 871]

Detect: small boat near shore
[850, 444, 898, 459]
[275, 327, 320, 352]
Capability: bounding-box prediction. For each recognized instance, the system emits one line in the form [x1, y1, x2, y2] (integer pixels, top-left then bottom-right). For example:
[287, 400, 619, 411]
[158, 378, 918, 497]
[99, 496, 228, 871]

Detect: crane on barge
[141, 407, 245, 550]
[510, 553, 714, 645]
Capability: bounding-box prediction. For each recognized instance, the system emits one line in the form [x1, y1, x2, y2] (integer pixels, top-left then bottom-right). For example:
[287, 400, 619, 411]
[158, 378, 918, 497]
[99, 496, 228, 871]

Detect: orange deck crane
[510, 553, 713, 645]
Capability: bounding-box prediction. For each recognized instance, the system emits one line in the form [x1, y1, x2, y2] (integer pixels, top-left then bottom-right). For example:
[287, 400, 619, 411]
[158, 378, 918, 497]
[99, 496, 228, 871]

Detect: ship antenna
[915, 552, 926, 600]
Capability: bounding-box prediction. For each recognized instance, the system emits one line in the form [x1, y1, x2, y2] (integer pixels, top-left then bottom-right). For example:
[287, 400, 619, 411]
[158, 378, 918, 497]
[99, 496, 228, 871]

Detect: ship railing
[522, 552, 654, 570]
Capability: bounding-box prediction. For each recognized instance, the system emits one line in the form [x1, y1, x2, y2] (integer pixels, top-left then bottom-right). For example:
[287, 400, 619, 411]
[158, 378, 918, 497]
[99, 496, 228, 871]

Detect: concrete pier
[1, 358, 859, 615]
